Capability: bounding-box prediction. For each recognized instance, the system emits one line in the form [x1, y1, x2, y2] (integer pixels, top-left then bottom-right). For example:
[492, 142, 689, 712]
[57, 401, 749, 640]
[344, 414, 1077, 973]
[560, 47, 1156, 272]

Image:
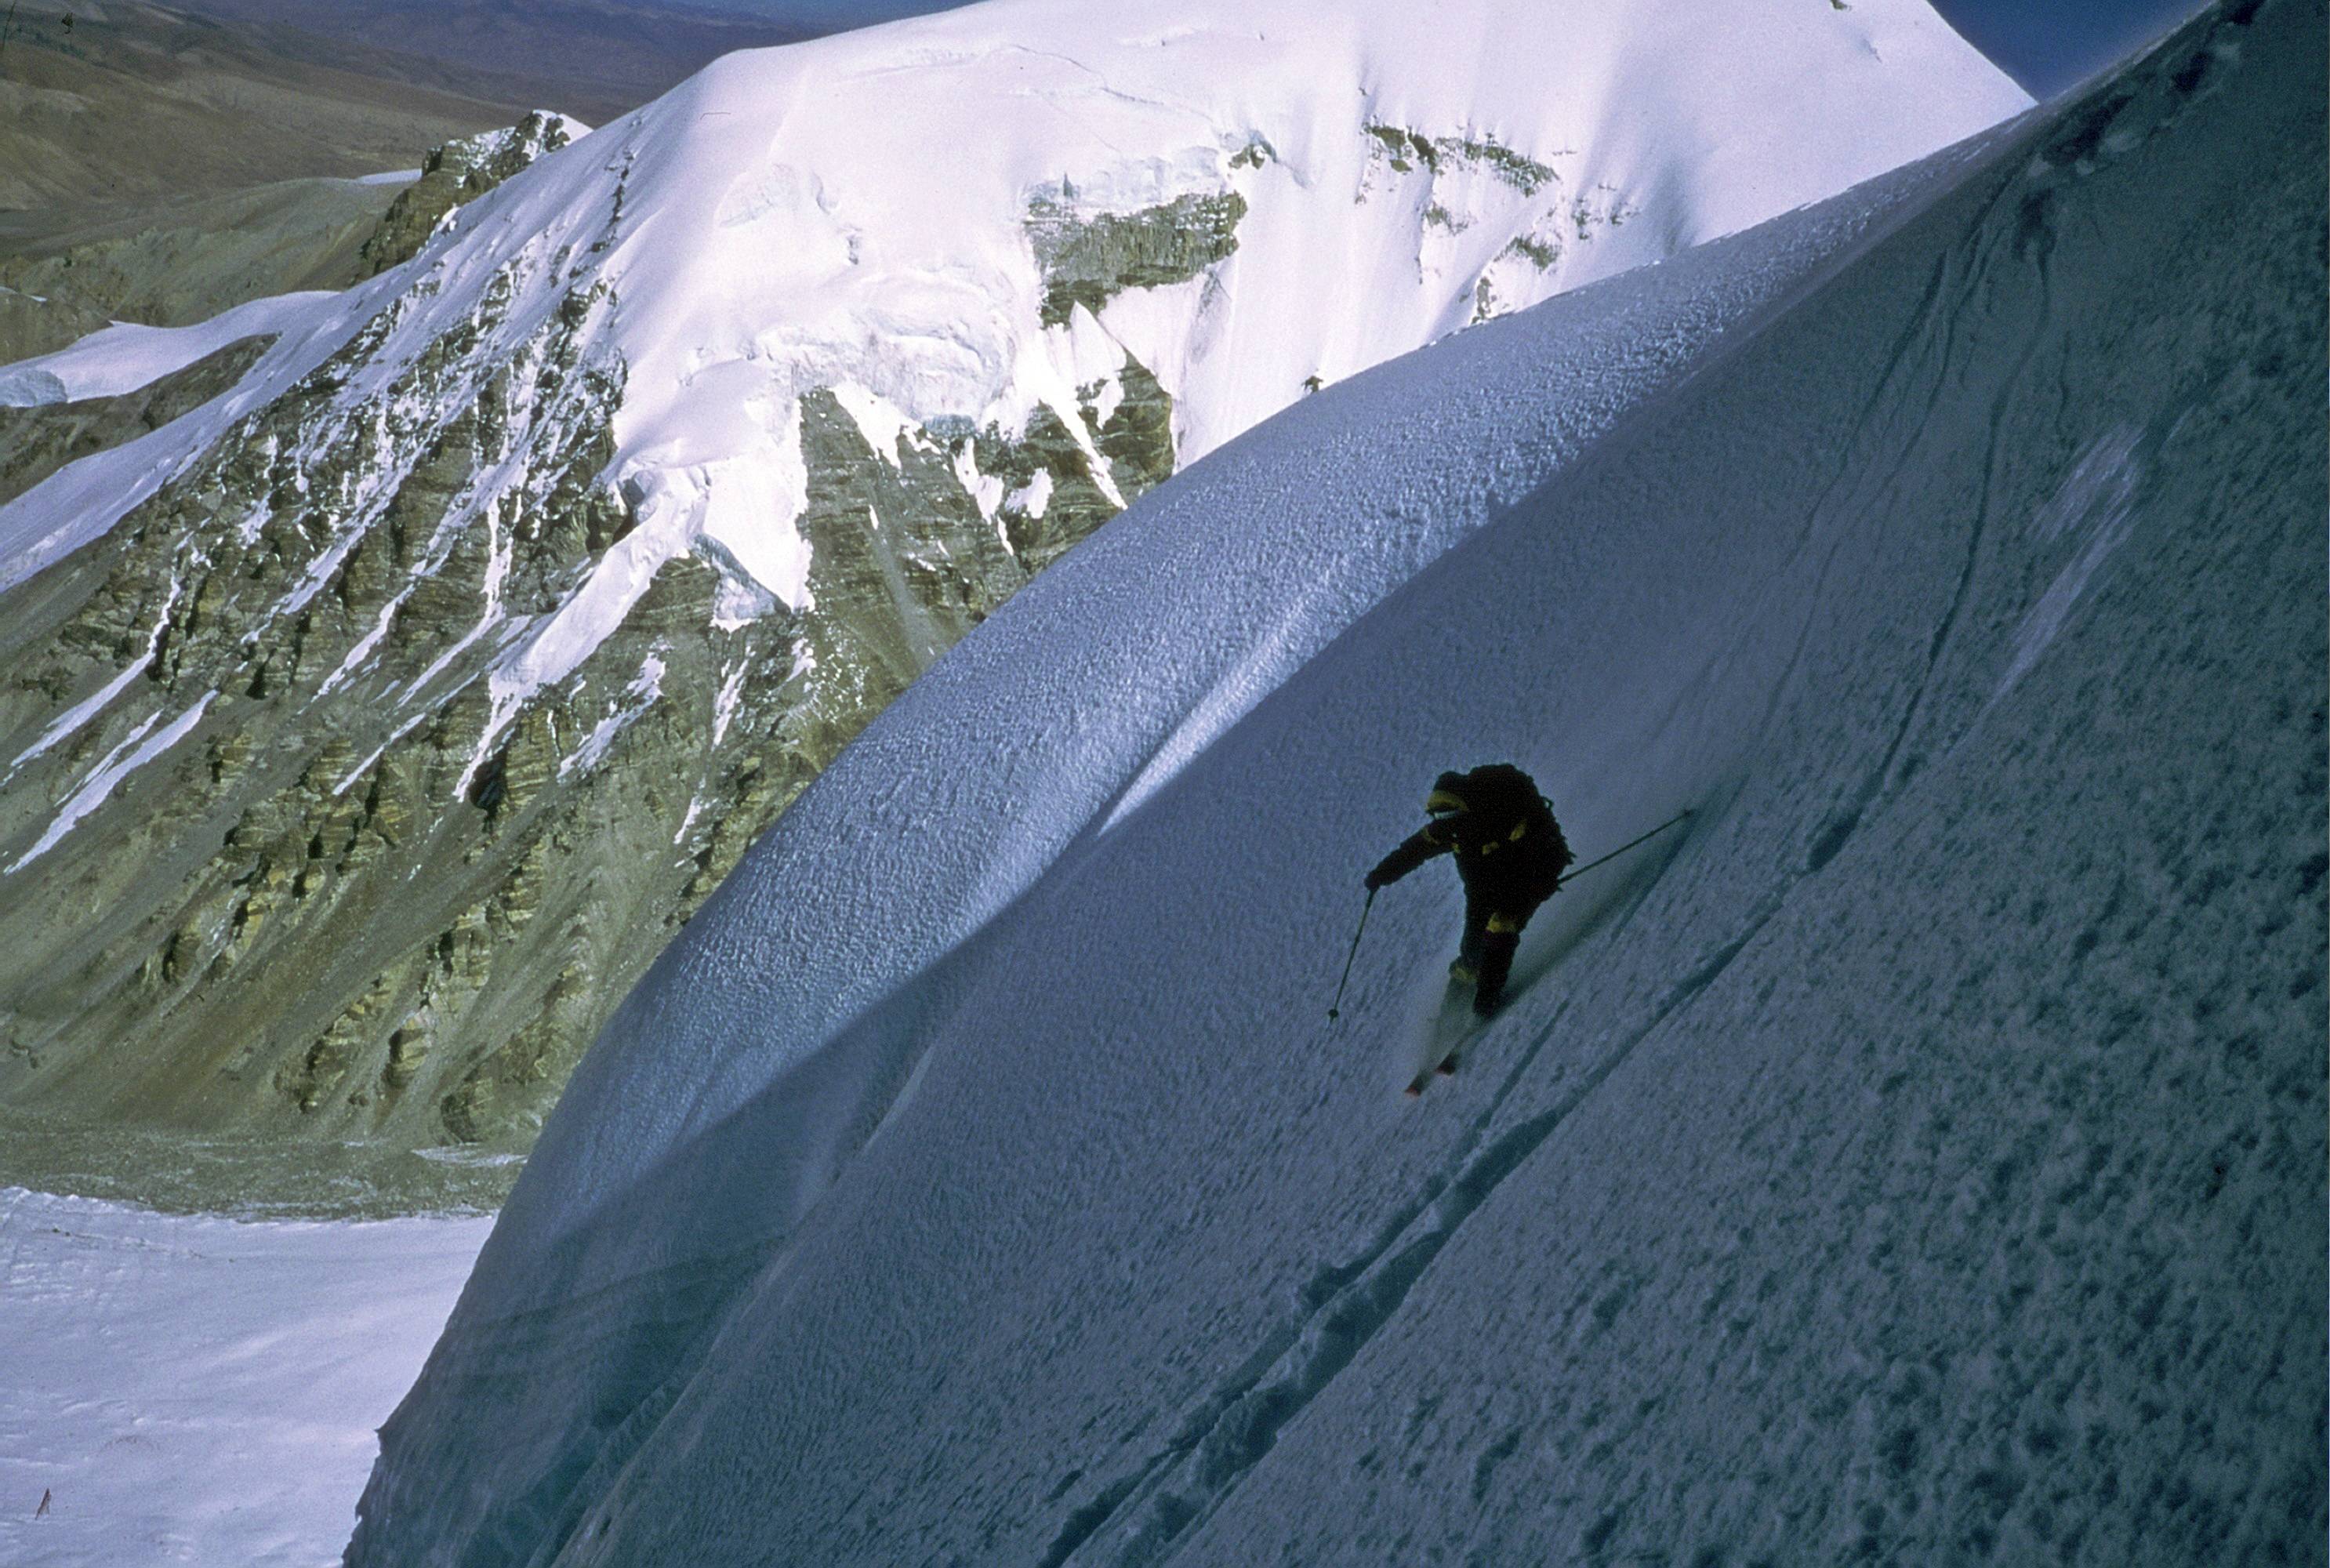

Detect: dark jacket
[1366, 763, 1571, 914]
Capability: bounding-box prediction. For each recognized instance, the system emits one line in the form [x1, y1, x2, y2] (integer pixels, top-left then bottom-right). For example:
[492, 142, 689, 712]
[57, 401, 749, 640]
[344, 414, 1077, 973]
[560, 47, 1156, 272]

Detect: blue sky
[695, 0, 2209, 100]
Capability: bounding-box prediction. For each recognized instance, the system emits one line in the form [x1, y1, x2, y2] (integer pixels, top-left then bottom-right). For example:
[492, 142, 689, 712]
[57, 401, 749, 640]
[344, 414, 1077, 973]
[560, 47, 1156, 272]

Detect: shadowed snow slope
[354, 3, 2325, 1563]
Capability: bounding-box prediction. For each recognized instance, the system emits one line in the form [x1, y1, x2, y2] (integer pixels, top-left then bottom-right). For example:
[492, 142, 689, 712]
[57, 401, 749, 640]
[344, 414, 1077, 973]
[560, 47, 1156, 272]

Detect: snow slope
[357, 2, 2324, 1563]
[0, 293, 342, 409]
[0, 1189, 488, 1568]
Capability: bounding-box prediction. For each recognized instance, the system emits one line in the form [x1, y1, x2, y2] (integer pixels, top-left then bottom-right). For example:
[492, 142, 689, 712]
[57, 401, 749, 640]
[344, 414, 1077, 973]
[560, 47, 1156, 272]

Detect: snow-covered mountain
[0, 0, 2025, 1172]
[350, 2, 2325, 1561]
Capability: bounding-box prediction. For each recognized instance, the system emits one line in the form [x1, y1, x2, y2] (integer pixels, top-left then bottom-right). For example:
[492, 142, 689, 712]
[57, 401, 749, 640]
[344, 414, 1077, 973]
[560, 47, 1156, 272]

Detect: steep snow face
[347, 119, 2003, 1554]
[355, 3, 2323, 1565]
[0, 0, 2025, 1174]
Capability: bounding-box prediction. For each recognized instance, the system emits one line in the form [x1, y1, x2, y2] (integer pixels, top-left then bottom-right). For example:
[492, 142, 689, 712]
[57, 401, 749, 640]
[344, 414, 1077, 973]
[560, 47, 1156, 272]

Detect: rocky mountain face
[0, 183, 1157, 1173]
[0, 288, 117, 372]
[0, 114, 590, 376]
[0, 116, 575, 524]
[0, 0, 2029, 1201]
[0, 337, 275, 510]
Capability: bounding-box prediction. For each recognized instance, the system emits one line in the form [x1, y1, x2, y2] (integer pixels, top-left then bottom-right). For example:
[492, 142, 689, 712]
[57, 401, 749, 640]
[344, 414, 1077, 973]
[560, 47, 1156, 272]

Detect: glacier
[0, 1188, 487, 1568]
[354, 2, 2325, 1563]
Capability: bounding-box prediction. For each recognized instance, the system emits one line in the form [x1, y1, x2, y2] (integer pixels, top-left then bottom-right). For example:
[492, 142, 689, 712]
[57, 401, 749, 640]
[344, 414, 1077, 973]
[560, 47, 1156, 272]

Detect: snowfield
[348, 1, 2325, 1563]
[0, 293, 345, 410]
[0, 1189, 488, 1568]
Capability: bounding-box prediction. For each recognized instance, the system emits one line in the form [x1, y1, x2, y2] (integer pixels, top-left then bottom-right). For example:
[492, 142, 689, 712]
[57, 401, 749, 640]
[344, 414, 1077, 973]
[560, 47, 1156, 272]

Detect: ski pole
[1553, 808, 1693, 890]
[1327, 887, 1376, 1021]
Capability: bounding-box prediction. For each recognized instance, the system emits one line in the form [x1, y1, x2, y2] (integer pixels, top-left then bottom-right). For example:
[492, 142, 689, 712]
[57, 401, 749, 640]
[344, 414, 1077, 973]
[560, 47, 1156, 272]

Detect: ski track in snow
[1040, 211, 2069, 1544]
[1038, 836, 1723, 1566]
[338, 142, 1983, 1560]
[1996, 424, 2145, 702]
[1055, 214, 2081, 1537]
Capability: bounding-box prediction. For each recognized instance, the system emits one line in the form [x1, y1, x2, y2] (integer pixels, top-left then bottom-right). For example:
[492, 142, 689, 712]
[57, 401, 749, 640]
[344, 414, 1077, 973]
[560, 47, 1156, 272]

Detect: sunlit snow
[0, 0, 2026, 767]
[0, 1190, 487, 1568]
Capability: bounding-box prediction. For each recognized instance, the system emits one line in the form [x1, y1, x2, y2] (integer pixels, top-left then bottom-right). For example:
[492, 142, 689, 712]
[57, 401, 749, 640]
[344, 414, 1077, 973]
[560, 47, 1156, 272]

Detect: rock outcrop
[0, 336, 274, 507]
[358, 112, 586, 278]
[0, 248, 1172, 1197]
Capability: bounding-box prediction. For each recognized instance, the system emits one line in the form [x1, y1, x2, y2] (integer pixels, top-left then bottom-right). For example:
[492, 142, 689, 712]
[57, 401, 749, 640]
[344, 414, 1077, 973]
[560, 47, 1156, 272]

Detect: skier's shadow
[1520, 821, 1696, 993]
[1411, 804, 1704, 1072]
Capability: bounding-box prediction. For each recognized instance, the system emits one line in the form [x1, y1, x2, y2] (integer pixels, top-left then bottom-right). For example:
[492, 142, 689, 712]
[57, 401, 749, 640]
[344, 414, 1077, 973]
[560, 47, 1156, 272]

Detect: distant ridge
[162, 0, 837, 122]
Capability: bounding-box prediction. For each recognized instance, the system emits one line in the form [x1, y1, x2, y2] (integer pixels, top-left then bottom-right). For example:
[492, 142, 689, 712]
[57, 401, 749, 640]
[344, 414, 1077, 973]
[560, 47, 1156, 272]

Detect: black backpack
[1520, 793, 1572, 903]
[1453, 764, 1571, 903]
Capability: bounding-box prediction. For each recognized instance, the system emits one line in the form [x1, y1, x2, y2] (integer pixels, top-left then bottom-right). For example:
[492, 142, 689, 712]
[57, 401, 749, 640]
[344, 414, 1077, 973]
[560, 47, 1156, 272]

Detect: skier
[1365, 763, 1571, 1017]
